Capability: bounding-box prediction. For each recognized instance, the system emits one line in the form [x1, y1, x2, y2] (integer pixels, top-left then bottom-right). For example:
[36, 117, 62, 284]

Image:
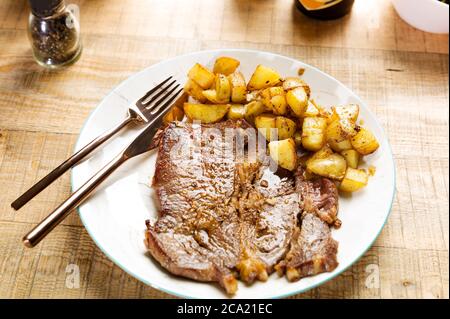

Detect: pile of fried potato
[176, 57, 380, 193]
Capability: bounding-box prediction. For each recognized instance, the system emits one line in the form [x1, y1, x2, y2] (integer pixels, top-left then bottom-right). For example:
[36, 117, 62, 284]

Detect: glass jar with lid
[28, 0, 82, 68]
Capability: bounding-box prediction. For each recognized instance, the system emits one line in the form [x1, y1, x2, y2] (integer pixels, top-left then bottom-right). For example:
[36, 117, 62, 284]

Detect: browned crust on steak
[295, 167, 339, 226]
[145, 226, 238, 294]
[275, 213, 338, 281]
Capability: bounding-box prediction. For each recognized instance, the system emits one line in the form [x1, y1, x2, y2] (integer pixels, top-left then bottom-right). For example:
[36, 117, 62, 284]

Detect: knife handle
[22, 153, 127, 248]
[11, 113, 134, 210]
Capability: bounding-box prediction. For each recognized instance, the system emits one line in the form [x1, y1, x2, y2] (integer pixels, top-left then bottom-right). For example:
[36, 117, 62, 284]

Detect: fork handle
[23, 153, 127, 248]
[11, 113, 133, 210]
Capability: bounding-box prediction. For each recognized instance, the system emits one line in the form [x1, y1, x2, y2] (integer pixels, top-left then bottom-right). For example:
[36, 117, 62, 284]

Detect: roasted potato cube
[275, 116, 296, 140]
[340, 149, 360, 169]
[282, 77, 303, 91]
[326, 119, 356, 152]
[268, 138, 297, 171]
[231, 86, 247, 104]
[184, 79, 207, 103]
[244, 100, 266, 125]
[340, 118, 358, 136]
[330, 139, 353, 152]
[227, 104, 246, 120]
[293, 131, 302, 146]
[247, 65, 282, 90]
[351, 127, 380, 155]
[306, 153, 347, 180]
[258, 87, 287, 114]
[269, 86, 284, 96]
[286, 87, 308, 117]
[202, 89, 226, 104]
[163, 92, 187, 124]
[339, 167, 368, 192]
[271, 95, 288, 115]
[213, 57, 240, 75]
[259, 88, 273, 110]
[305, 145, 334, 167]
[163, 105, 184, 124]
[333, 104, 359, 123]
[282, 77, 310, 96]
[228, 72, 247, 103]
[163, 106, 184, 124]
[183, 103, 230, 123]
[246, 90, 261, 103]
[304, 101, 319, 117]
[255, 113, 276, 141]
[215, 74, 231, 102]
[301, 117, 327, 151]
[187, 63, 215, 89]
[317, 106, 335, 124]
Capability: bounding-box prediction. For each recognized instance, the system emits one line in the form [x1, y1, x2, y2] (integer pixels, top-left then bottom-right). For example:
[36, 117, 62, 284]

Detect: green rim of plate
[71, 48, 396, 299]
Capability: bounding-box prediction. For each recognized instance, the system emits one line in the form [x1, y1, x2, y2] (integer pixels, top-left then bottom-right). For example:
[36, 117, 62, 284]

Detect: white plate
[72, 49, 395, 299]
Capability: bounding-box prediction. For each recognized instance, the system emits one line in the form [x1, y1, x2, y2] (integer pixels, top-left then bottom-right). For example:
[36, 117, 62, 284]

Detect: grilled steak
[145, 120, 299, 294]
[275, 213, 338, 281]
[295, 167, 339, 226]
[145, 121, 340, 294]
[275, 167, 339, 280]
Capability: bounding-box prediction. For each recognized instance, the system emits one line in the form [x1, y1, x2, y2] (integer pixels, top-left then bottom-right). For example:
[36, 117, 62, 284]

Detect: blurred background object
[28, 0, 82, 68]
[392, 0, 449, 34]
[295, 0, 354, 20]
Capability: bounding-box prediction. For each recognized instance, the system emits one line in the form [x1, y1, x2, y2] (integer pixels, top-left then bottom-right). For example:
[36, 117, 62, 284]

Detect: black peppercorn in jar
[295, 0, 354, 20]
[28, 0, 82, 68]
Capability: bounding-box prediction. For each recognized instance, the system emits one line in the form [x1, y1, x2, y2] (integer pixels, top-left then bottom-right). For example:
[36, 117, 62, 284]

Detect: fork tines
[139, 76, 172, 102]
[137, 76, 181, 112]
[153, 87, 184, 116]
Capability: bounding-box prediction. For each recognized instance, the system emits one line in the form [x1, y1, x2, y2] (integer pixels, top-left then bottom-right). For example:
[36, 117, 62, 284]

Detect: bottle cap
[28, 0, 64, 17]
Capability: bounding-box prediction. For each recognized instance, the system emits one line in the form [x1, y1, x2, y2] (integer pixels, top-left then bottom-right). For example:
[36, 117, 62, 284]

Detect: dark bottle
[295, 0, 355, 20]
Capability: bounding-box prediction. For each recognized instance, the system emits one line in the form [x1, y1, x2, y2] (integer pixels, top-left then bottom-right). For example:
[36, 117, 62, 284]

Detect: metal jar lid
[28, 0, 65, 17]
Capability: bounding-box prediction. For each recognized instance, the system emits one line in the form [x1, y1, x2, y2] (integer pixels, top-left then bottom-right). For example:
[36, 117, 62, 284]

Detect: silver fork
[12, 76, 180, 210]
[22, 85, 183, 247]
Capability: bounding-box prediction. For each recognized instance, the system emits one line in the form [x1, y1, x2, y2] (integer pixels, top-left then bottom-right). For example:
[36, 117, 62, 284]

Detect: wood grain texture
[0, 0, 448, 299]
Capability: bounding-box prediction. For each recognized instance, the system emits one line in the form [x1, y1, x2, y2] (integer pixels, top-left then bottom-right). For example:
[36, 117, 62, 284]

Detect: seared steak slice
[251, 192, 299, 271]
[145, 221, 238, 289]
[295, 167, 339, 226]
[145, 120, 299, 294]
[275, 213, 338, 281]
[147, 120, 246, 294]
[236, 164, 299, 283]
[274, 167, 339, 281]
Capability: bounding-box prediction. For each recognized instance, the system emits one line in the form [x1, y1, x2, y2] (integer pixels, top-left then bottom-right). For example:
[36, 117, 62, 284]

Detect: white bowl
[392, 0, 449, 34]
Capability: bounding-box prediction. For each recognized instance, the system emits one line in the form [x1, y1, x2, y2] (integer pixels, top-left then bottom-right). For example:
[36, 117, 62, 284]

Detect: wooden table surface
[0, 0, 448, 299]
